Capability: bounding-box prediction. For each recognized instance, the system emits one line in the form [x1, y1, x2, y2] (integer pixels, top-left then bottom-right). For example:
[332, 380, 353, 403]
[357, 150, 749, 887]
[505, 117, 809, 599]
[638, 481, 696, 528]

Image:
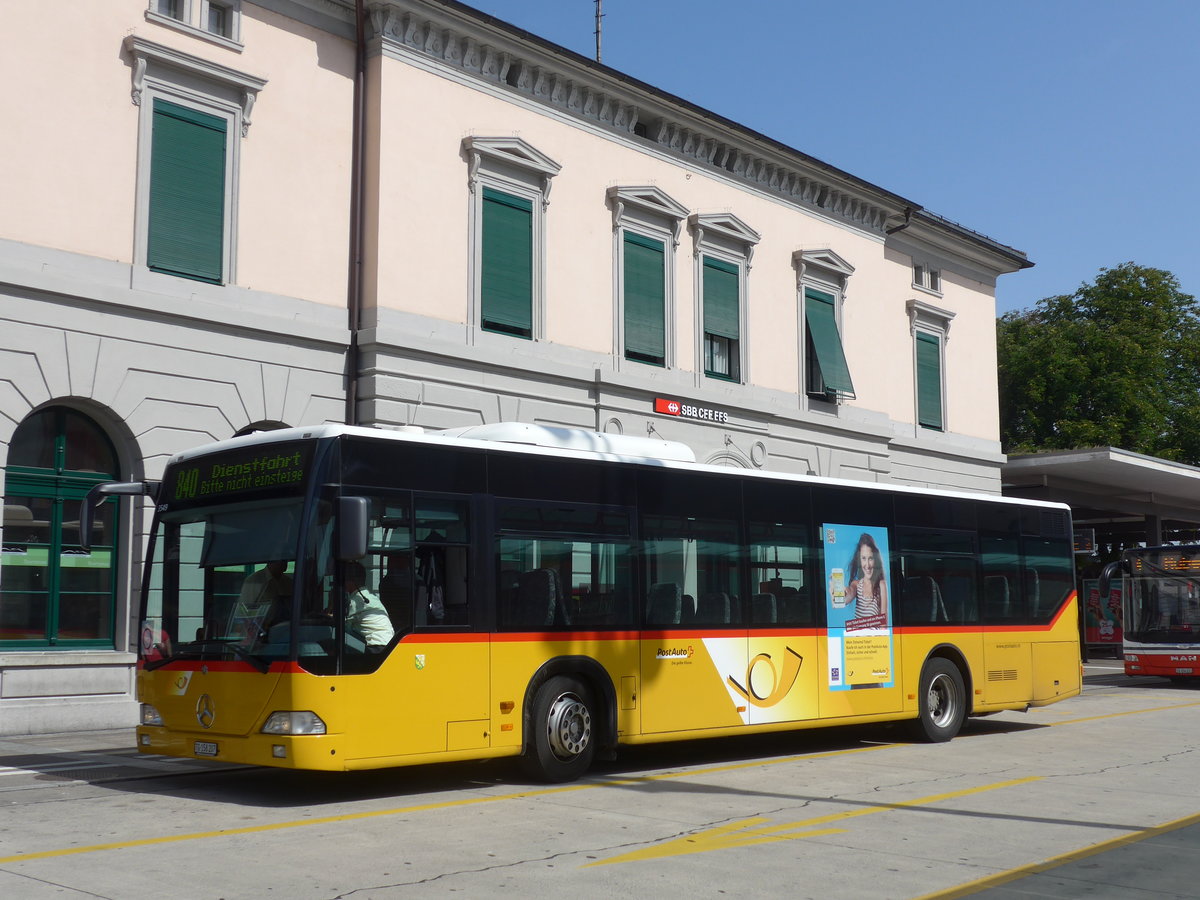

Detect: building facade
[0, 0, 1030, 734]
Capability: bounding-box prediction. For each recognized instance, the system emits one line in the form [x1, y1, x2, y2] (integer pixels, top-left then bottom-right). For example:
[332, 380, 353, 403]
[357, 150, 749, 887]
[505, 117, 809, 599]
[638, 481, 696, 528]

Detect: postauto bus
[90, 424, 1081, 782]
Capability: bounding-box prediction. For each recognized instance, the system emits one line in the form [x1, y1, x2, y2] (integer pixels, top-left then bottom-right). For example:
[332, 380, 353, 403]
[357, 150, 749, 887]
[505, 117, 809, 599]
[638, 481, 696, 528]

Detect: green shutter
[148, 99, 227, 283]
[623, 232, 665, 364]
[804, 289, 856, 399]
[916, 331, 944, 429]
[702, 256, 739, 339]
[481, 187, 533, 337]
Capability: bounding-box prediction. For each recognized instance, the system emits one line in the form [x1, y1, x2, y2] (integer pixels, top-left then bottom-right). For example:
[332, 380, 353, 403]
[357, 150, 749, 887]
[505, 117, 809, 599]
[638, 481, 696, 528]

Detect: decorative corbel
[610, 199, 625, 232]
[467, 149, 481, 194]
[131, 55, 147, 106]
[240, 90, 256, 137]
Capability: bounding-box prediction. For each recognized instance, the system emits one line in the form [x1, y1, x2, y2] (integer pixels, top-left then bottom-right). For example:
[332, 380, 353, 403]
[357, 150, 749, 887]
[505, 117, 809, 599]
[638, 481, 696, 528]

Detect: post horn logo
[727, 647, 803, 708]
[196, 693, 216, 729]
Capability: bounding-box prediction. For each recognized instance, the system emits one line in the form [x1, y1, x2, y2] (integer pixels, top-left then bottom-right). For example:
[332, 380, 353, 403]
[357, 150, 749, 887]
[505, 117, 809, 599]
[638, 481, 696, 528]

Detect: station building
[0, 0, 1032, 734]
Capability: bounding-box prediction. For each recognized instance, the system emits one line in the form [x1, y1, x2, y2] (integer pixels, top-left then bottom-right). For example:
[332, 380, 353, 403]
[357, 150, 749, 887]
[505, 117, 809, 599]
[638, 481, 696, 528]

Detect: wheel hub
[546, 692, 591, 761]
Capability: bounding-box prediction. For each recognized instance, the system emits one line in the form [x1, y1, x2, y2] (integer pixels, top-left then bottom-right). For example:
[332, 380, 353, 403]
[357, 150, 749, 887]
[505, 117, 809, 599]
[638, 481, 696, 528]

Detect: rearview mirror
[337, 496, 370, 560]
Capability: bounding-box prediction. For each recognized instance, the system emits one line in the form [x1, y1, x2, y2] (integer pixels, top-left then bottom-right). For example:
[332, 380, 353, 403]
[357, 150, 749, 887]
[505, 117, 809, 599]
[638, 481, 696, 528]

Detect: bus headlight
[262, 711, 327, 735]
[141, 704, 164, 726]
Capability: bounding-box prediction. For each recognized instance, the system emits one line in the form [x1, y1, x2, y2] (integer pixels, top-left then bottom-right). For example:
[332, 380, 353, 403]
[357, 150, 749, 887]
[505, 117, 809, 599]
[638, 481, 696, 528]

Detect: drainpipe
[886, 207, 915, 235]
[345, 0, 367, 426]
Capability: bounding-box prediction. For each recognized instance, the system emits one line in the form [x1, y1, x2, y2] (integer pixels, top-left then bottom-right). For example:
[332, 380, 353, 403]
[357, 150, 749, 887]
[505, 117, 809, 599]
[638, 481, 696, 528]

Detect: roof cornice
[362, 0, 1028, 270]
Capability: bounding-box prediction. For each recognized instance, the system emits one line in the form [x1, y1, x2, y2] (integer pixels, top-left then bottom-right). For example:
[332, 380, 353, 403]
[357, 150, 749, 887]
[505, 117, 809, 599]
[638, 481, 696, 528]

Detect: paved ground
[0, 663, 1196, 899]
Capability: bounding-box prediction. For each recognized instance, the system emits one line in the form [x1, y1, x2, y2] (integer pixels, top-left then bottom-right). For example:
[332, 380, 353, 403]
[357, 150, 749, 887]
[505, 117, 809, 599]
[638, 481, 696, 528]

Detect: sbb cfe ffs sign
[654, 397, 729, 423]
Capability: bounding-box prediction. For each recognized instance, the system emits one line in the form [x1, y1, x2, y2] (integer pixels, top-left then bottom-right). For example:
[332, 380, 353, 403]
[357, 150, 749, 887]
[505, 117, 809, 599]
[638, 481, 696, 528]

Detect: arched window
[2, 408, 120, 647]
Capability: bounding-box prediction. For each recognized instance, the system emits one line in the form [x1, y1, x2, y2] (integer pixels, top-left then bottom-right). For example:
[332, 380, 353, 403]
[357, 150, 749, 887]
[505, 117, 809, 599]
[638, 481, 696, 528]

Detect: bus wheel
[524, 676, 596, 783]
[910, 658, 965, 742]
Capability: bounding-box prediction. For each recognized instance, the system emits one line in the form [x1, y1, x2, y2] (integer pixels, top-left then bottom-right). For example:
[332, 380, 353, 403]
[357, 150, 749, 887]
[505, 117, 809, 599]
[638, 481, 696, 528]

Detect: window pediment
[689, 212, 761, 249]
[463, 136, 561, 207]
[125, 36, 265, 135]
[907, 298, 956, 340]
[793, 249, 855, 279]
[607, 185, 688, 221]
[607, 185, 687, 245]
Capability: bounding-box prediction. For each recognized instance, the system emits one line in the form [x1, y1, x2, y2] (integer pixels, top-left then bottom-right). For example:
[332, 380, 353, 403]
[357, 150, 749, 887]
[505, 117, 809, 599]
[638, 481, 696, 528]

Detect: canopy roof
[1002, 448, 1200, 545]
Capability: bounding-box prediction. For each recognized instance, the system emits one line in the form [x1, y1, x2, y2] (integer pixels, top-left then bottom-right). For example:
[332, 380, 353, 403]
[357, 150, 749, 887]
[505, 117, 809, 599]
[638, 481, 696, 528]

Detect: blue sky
[461, 0, 1200, 314]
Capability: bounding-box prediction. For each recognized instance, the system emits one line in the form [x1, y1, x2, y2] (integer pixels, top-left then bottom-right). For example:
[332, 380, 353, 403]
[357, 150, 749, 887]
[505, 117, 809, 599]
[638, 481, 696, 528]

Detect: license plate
[194, 740, 219, 757]
[1175, 668, 1193, 675]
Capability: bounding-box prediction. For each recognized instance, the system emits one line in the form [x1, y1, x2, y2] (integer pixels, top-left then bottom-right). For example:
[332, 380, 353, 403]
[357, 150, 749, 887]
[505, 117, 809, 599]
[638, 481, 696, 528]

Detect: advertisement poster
[1082, 577, 1123, 647]
[823, 523, 894, 690]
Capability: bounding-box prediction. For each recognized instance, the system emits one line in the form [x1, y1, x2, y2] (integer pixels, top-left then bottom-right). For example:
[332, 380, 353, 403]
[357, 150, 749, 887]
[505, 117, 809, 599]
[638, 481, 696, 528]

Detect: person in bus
[343, 560, 395, 649]
[238, 560, 293, 611]
[846, 533, 888, 626]
[235, 560, 294, 639]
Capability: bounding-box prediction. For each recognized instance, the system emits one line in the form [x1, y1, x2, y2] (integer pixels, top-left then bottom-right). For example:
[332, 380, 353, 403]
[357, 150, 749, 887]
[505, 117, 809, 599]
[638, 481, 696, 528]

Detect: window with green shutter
[148, 99, 227, 284]
[623, 231, 666, 366]
[481, 187, 534, 339]
[804, 288, 856, 400]
[916, 330, 944, 430]
[703, 255, 740, 381]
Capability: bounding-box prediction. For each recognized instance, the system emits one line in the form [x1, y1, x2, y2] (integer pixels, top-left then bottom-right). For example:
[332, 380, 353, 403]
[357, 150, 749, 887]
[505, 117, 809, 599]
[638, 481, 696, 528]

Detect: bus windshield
[1127, 552, 1200, 644]
[141, 497, 309, 671]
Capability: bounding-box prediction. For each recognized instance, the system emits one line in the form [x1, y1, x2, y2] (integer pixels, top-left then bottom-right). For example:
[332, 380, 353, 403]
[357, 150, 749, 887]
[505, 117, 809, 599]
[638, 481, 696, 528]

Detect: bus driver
[343, 561, 395, 649]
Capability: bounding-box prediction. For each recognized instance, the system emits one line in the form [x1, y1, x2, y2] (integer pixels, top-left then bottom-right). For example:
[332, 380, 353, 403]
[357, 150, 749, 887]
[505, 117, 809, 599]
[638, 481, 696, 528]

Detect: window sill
[146, 10, 244, 52]
[911, 282, 944, 300]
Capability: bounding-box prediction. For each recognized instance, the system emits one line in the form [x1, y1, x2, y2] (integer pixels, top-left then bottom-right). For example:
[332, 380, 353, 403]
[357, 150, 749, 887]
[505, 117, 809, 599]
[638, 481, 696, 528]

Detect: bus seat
[1024, 567, 1041, 617]
[646, 582, 681, 625]
[902, 576, 947, 624]
[985, 575, 1011, 619]
[941, 576, 975, 623]
[752, 592, 777, 624]
[516, 568, 558, 628]
[692, 592, 730, 625]
[779, 587, 814, 626]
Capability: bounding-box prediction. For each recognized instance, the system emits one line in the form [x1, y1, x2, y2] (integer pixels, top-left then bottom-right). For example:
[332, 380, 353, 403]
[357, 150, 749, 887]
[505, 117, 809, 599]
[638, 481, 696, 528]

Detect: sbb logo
[655, 397, 682, 416]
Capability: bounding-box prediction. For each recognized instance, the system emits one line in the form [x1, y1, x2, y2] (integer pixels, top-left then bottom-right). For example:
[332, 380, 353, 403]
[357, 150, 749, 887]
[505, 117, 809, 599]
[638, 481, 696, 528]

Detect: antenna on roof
[594, 0, 604, 63]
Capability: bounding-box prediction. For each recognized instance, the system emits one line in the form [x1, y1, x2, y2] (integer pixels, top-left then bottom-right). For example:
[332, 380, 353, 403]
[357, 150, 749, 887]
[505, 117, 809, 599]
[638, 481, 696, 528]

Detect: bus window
[413, 495, 470, 627]
[641, 514, 741, 626]
[981, 534, 1026, 623]
[1023, 535, 1073, 624]
[897, 528, 979, 625]
[495, 500, 634, 630]
[747, 521, 814, 626]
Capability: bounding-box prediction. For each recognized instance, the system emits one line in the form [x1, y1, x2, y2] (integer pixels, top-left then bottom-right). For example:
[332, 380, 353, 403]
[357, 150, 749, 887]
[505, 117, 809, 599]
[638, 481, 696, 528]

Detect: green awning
[804, 289, 856, 399]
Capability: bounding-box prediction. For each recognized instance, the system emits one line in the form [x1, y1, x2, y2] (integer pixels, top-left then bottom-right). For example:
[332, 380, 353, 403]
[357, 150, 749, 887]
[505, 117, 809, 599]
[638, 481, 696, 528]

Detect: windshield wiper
[227, 641, 272, 674]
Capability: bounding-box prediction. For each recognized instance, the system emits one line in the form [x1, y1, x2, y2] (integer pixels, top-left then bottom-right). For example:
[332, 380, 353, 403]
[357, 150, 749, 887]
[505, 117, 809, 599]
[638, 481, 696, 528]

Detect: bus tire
[910, 658, 966, 742]
[523, 675, 596, 783]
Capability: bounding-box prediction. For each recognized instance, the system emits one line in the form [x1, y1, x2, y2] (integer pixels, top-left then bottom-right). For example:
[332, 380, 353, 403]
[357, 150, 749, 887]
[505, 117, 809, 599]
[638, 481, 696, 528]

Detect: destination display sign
[654, 396, 730, 424]
[164, 441, 314, 506]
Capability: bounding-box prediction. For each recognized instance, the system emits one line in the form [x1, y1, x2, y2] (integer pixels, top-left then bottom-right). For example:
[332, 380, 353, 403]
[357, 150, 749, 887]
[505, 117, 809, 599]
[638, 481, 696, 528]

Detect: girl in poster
[846, 533, 888, 629]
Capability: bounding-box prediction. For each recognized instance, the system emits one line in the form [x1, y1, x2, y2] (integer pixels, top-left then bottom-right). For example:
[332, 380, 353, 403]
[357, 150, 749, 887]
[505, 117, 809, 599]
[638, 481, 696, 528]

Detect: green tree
[998, 263, 1200, 463]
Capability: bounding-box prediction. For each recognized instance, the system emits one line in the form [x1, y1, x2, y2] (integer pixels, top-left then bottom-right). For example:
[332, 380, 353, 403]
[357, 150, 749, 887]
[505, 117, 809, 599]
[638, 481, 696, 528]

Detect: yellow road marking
[588, 777, 1040, 867]
[0, 744, 893, 865]
[915, 809, 1200, 900]
[1048, 699, 1200, 726]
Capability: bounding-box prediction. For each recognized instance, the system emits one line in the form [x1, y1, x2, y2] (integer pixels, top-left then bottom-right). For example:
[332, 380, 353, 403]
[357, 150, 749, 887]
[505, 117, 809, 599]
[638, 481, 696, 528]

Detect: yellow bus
[92, 424, 1081, 782]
